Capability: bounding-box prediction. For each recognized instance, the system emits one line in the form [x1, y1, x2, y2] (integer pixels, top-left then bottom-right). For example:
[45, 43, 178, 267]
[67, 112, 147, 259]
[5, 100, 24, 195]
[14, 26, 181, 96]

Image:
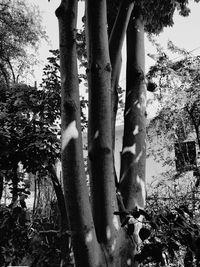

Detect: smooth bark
[119, 9, 146, 213]
[109, 0, 135, 137]
[56, 1, 100, 266]
[56, 1, 147, 266]
[86, 0, 118, 247]
[109, 0, 135, 186]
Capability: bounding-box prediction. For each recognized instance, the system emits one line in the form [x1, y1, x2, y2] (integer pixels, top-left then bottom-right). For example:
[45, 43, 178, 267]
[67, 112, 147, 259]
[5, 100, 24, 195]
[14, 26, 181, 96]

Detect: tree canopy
[0, 0, 46, 85]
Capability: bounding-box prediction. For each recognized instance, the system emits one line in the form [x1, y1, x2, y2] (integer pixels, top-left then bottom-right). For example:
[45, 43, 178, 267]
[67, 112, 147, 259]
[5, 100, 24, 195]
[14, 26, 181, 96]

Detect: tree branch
[109, 0, 135, 151]
[6, 57, 16, 83]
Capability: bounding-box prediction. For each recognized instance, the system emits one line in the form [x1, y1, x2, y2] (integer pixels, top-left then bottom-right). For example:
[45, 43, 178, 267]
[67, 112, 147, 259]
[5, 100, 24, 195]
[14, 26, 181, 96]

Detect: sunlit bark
[109, 0, 135, 186]
[86, 0, 118, 247]
[119, 8, 146, 214]
[56, 1, 100, 266]
[109, 0, 135, 145]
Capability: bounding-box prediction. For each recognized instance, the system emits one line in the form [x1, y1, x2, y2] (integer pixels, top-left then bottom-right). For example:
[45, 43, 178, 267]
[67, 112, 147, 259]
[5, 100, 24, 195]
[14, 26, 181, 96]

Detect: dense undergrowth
[1, 188, 200, 267]
[0, 202, 71, 267]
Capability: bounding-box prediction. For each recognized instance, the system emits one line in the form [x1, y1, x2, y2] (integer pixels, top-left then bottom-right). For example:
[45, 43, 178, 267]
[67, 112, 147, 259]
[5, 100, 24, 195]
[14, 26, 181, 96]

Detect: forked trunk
[56, 1, 146, 266]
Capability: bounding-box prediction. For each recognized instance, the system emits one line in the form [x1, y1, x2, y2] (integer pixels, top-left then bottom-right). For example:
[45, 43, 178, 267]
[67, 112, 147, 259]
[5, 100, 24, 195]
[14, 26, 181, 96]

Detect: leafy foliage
[107, 0, 198, 36]
[0, 203, 70, 267]
[0, 48, 88, 193]
[115, 196, 200, 266]
[0, 0, 46, 84]
[147, 41, 200, 173]
[0, 205, 29, 266]
[136, 201, 200, 266]
[0, 82, 60, 175]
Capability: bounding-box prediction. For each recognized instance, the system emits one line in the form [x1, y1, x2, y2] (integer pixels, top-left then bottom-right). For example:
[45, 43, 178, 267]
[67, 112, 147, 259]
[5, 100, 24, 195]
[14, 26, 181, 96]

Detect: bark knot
[105, 63, 112, 72]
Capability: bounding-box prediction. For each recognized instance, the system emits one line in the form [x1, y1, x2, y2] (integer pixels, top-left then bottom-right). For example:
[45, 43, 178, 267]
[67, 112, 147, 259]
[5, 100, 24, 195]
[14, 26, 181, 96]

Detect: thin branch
[6, 57, 16, 83]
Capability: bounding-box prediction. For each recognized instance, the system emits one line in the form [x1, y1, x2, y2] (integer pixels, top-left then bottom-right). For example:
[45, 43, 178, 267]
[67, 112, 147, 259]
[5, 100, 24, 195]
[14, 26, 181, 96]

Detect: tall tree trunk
[109, 0, 135, 185]
[56, 1, 146, 266]
[119, 8, 146, 243]
[56, 1, 101, 266]
[86, 0, 118, 247]
[109, 0, 135, 143]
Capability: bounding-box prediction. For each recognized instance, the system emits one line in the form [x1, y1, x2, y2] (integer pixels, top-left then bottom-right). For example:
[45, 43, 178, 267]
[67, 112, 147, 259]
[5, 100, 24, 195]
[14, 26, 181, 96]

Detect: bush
[0, 203, 69, 267]
[0, 205, 29, 266]
[136, 200, 200, 266]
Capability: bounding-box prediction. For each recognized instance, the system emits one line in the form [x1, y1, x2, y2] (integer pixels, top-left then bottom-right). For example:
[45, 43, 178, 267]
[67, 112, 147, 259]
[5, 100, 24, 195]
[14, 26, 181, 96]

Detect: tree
[147, 41, 200, 169]
[56, 0, 200, 266]
[40, 49, 88, 266]
[0, 82, 61, 202]
[0, 0, 46, 87]
[0, 46, 87, 265]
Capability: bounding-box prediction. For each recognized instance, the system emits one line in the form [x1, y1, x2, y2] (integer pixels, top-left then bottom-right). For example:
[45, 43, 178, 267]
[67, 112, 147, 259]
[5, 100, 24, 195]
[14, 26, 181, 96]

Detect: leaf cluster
[0, 203, 65, 266]
[0, 49, 89, 181]
[0, 82, 60, 175]
[0, 205, 29, 266]
[107, 0, 199, 35]
[135, 203, 200, 266]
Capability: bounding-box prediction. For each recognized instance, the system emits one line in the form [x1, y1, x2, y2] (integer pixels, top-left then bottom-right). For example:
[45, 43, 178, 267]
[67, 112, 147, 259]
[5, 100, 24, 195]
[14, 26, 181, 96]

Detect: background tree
[0, 82, 60, 202]
[0, 0, 48, 203]
[0, 0, 46, 86]
[147, 41, 200, 169]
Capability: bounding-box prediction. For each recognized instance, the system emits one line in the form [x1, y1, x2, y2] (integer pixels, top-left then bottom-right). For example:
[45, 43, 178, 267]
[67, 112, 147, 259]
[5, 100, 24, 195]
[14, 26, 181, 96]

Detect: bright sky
[30, 1, 200, 86]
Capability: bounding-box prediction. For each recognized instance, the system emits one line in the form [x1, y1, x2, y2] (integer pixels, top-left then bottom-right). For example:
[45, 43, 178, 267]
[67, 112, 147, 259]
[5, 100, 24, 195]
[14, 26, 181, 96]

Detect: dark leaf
[131, 209, 141, 219]
[169, 241, 179, 251]
[138, 209, 151, 220]
[150, 221, 157, 229]
[121, 217, 130, 227]
[127, 223, 135, 236]
[195, 178, 200, 187]
[139, 228, 151, 241]
[114, 211, 129, 216]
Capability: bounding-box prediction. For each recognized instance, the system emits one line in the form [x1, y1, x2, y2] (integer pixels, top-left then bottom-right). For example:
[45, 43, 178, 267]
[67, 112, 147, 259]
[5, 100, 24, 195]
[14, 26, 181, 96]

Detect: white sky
[29, 1, 200, 86]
